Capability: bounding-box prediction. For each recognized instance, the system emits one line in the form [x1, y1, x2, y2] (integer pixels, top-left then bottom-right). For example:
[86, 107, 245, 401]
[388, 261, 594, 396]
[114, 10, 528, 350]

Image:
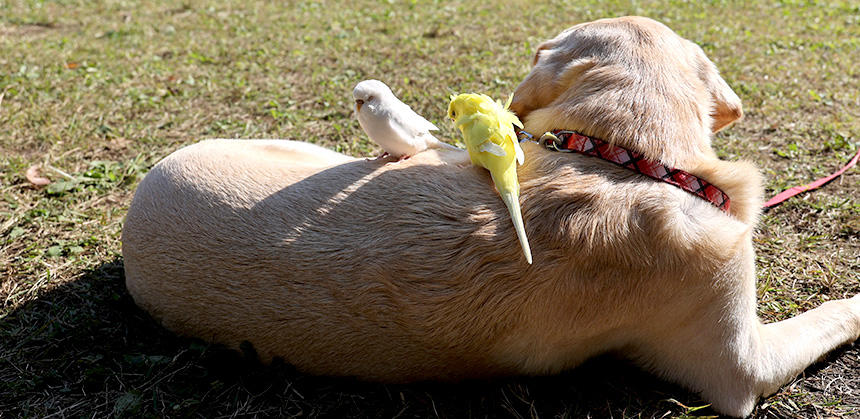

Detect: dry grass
[1, 0, 858, 417]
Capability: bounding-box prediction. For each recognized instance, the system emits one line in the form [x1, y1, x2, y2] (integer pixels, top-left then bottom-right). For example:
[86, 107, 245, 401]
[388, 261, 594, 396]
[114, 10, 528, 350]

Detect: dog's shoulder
[521, 146, 754, 273]
[692, 158, 763, 226]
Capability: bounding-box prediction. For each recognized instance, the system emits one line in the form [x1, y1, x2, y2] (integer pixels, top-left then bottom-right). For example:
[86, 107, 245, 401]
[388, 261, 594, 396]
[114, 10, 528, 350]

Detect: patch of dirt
[0, 22, 61, 39]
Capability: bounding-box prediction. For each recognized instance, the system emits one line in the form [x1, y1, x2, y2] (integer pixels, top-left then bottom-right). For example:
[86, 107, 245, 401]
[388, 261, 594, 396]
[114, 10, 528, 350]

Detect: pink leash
[763, 147, 860, 209]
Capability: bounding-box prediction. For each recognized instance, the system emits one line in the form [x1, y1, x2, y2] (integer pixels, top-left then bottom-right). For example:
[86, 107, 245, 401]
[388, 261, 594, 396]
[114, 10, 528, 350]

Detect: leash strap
[763, 146, 860, 209]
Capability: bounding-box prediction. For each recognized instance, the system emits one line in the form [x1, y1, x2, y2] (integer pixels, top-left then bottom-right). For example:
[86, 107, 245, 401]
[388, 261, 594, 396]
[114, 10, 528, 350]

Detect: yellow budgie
[447, 93, 531, 264]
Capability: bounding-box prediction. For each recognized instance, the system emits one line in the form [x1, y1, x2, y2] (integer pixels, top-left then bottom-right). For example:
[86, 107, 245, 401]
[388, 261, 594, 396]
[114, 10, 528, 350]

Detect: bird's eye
[451, 111, 456, 118]
[367, 95, 374, 102]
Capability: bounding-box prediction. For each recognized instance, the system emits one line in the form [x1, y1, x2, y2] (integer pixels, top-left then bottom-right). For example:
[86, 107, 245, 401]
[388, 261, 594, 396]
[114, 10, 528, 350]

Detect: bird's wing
[497, 97, 525, 164]
[386, 115, 421, 147]
[511, 133, 525, 165]
[390, 100, 439, 135]
[463, 114, 494, 144]
[465, 113, 513, 158]
[385, 110, 437, 151]
[479, 141, 507, 157]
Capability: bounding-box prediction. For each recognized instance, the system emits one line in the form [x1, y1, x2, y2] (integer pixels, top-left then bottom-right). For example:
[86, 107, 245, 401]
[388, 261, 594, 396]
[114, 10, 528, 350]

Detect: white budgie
[353, 79, 458, 161]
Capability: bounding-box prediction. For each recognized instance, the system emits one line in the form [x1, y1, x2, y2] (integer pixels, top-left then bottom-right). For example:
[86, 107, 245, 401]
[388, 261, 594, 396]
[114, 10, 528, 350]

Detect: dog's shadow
[1, 258, 727, 417]
[4, 260, 857, 418]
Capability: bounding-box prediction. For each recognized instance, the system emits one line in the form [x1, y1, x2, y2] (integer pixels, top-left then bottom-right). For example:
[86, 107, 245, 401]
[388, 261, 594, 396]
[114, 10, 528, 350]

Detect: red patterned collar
[517, 129, 731, 212]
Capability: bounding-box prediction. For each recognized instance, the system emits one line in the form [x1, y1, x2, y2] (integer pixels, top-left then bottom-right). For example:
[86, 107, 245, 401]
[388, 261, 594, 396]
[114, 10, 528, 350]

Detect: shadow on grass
[4, 258, 855, 418]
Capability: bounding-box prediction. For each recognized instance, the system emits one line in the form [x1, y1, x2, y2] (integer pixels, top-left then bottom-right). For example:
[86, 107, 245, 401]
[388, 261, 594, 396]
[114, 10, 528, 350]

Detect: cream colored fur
[122, 17, 860, 418]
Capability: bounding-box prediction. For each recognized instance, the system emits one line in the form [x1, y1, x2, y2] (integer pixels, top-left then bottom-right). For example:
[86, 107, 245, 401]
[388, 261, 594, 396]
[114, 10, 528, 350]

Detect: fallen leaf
[65, 62, 79, 69]
[106, 137, 131, 150]
[46, 180, 78, 195]
[25, 165, 51, 186]
[9, 226, 25, 239]
[46, 245, 63, 257]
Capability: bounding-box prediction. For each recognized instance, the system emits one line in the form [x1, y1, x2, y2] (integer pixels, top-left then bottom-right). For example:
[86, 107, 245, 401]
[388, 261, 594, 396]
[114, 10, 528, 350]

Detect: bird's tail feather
[500, 191, 532, 264]
[426, 135, 462, 151]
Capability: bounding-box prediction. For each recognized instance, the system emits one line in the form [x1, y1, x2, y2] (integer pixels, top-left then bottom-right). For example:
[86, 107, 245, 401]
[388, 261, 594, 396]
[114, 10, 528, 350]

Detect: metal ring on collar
[539, 132, 569, 152]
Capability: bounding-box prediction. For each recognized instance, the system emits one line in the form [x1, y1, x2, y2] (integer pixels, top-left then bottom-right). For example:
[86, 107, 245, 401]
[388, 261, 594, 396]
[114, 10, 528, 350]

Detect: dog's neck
[518, 113, 763, 224]
[519, 79, 721, 171]
[516, 127, 731, 213]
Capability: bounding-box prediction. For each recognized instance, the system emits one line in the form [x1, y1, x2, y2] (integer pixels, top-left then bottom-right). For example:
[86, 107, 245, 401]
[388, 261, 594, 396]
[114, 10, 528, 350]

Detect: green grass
[2, 0, 858, 417]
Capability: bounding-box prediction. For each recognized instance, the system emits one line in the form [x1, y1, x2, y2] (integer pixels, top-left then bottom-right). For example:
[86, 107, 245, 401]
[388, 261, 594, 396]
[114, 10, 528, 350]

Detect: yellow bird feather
[447, 93, 531, 264]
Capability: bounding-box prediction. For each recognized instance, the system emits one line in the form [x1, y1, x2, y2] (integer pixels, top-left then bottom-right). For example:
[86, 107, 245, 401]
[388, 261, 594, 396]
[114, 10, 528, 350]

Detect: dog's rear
[123, 17, 860, 417]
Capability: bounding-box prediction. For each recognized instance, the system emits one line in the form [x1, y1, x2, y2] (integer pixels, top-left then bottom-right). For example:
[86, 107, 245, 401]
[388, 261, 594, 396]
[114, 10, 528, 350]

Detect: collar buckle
[538, 131, 570, 153]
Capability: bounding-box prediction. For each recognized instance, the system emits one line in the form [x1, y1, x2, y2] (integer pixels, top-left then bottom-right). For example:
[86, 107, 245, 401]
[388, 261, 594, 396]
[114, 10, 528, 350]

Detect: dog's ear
[531, 39, 558, 66]
[512, 42, 555, 119]
[512, 37, 574, 119]
[690, 43, 743, 132]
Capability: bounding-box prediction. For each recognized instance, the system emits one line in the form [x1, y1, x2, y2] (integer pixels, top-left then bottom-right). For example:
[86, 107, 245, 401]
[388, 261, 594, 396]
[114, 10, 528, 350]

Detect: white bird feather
[353, 80, 459, 161]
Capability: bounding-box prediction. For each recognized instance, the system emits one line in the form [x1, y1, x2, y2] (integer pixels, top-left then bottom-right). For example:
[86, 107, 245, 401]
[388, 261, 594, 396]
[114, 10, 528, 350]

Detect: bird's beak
[355, 99, 364, 112]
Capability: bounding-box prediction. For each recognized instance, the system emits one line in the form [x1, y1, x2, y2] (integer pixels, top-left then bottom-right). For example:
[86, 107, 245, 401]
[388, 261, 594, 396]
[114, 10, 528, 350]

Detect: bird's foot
[366, 152, 390, 162]
[383, 155, 412, 165]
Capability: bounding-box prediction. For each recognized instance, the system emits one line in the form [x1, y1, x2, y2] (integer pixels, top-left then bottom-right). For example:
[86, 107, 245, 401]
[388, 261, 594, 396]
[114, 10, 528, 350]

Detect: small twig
[58, 146, 82, 159]
[0, 216, 16, 235]
[46, 164, 76, 180]
[823, 376, 842, 392]
[42, 399, 87, 419]
[3, 282, 20, 306]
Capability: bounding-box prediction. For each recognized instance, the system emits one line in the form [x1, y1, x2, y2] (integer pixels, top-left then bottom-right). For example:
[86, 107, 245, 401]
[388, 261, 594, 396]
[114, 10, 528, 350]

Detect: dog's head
[511, 16, 742, 167]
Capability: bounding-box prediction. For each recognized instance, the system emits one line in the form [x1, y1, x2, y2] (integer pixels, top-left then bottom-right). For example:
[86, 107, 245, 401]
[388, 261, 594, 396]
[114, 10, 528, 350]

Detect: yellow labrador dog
[122, 16, 860, 417]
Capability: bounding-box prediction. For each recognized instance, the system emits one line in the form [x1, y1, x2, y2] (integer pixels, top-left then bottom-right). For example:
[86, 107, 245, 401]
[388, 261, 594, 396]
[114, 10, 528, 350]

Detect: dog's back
[124, 136, 748, 380]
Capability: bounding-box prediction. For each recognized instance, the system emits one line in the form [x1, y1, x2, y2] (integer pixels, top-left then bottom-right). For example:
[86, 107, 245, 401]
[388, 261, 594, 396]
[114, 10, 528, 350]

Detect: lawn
[1, 0, 858, 417]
